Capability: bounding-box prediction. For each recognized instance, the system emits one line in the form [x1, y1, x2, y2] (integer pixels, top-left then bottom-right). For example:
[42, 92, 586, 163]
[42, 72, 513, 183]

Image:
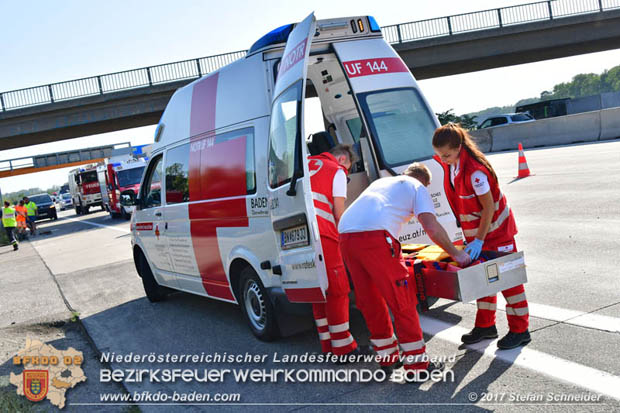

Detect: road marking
[63, 216, 130, 233]
[420, 315, 620, 401]
[493, 296, 620, 334]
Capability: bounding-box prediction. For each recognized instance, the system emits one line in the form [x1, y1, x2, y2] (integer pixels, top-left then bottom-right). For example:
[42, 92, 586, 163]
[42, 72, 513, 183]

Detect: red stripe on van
[188, 88, 250, 301]
[190, 73, 219, 137]
[342, 57, 409, 78]
[188, 198, 247, 301]
[284, 287, 326, 303]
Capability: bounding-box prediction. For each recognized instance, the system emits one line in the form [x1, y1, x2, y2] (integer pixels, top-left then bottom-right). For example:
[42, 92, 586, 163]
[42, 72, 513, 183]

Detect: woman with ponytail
[432, 123, 530, 350]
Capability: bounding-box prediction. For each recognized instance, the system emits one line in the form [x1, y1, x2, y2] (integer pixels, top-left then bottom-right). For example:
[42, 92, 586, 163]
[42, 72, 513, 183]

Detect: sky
[1, 0, 619, 193]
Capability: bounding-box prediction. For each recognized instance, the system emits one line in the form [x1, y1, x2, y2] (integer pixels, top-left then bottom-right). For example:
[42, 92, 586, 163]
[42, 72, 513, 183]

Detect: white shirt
[338, 176, 435, 239]
[450, 161, 490, 196]
[333, 169, 347, 198]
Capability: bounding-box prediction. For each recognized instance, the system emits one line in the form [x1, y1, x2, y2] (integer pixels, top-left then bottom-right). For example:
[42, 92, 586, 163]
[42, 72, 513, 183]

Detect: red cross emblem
[475, 178, 480, 184]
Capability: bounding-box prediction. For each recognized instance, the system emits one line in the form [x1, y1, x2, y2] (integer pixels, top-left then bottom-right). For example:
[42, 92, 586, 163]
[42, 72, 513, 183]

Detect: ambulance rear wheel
[239, 268, 279, 341]
[138, 253, 167, 302]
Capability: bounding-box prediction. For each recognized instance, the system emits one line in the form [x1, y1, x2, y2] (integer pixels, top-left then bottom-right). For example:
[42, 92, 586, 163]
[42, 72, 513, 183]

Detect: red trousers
[312, 238, 357, 355]
[340, 231, 428, 371]
[475, 239, 529, 333]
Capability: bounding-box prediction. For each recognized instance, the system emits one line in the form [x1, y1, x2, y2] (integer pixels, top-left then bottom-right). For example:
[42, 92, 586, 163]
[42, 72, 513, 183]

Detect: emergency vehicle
[68, 164, 104, 215]
[131, 14, 462, 340]
[98, 157, 146, 219]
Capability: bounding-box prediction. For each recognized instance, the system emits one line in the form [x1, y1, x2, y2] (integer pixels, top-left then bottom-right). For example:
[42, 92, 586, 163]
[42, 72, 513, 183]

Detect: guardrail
[1, 0, 619, 112]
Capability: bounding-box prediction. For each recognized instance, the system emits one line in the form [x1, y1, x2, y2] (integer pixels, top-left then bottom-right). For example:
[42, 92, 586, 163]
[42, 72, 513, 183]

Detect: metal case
[420, 251, 527, 302]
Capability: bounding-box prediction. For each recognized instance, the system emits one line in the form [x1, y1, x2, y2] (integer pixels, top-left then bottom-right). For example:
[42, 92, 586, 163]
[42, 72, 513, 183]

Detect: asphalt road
[1, 139, 619, 412]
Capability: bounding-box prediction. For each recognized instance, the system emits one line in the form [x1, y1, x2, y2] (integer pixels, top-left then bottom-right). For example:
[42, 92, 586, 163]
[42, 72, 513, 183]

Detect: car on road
[477, 112, 535, 129]
[58, 193, 73, 210]
[29, 193, 58, 221]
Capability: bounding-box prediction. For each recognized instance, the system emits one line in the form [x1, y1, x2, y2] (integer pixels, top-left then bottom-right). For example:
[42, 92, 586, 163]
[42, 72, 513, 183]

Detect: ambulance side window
[268, 81, 301, 188]
[142, 156, 163, 209]
[165, 143, 190, 204]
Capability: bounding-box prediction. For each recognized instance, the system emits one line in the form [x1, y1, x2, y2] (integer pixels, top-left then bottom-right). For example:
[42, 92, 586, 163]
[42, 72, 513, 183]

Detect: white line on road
[494, 296, 620, 334]
[63, 216, 130, 233]
[420, 315, 620, 401]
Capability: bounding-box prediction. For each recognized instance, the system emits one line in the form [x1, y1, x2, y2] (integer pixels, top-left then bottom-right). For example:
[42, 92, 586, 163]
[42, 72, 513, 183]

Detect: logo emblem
[23, 370, 48, 402]
[309, 159, 323, 177]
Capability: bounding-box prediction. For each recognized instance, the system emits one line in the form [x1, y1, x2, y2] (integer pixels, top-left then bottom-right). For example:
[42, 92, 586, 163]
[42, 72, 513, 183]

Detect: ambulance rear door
[333, 39, 462, 243]
[267, 13, 328, 303]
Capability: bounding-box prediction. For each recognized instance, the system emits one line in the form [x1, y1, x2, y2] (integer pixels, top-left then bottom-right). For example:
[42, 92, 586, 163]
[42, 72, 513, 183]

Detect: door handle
[155, 212, 162, 217]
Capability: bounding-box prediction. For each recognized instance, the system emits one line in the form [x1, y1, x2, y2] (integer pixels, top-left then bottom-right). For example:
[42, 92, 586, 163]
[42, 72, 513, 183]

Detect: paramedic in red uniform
[432, 123, 531, 350]
[339, 163, 471, 377]
[308, 144, 359, 358]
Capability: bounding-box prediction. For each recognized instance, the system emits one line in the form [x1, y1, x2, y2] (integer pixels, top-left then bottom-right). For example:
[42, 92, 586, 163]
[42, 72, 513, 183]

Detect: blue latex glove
[465, 238, 484, 261]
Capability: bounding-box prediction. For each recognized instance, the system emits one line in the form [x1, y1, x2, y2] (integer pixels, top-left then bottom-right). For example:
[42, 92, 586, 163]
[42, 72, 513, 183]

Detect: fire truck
[68, 165, 104, 215]
[98, 157, 147, 219]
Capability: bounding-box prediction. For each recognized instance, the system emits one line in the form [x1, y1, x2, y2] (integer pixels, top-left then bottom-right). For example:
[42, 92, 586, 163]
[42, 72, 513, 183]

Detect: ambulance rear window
[358, 88, 436, 167]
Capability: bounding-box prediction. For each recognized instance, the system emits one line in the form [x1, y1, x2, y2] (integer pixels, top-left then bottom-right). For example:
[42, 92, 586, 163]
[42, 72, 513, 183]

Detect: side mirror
[120, 191, 137, 206]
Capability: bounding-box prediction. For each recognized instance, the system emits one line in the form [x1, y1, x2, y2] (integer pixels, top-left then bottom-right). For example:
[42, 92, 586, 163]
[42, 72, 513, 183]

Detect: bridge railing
[1, 0, 619, 112]
[382, 0, 620, 43]
[0, 50, 247, 112]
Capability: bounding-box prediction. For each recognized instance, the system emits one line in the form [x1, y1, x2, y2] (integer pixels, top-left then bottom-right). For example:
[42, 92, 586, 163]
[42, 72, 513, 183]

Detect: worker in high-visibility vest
[432, 123, 530, 350]
[308, 144, 359, 359]
[2, 201, 19, 251]
[23, 196, 37, 235]
[15, 200, 28, 240]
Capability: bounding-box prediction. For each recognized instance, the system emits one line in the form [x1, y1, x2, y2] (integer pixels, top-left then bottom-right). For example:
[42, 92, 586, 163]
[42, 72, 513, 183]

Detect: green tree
[436, 109, 478, 130]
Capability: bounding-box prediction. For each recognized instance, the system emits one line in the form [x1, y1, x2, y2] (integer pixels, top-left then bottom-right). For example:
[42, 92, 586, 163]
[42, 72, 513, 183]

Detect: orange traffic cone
[517, 143, 530, 179]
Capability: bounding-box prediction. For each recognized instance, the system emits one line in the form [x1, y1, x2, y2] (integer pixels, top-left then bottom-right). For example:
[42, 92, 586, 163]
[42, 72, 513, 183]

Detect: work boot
[497, 330, 531, 350]
[405, 361, 446, 383]
[461, 325, 498, 344]
[13, 244, 18, 251]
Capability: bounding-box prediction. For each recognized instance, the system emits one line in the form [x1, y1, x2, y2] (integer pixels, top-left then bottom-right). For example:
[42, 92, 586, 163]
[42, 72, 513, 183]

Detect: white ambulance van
[131, 14, 461, 341]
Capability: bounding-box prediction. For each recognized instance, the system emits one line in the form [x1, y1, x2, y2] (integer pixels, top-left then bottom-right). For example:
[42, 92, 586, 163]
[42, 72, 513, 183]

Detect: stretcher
[402, 246, 528, 311]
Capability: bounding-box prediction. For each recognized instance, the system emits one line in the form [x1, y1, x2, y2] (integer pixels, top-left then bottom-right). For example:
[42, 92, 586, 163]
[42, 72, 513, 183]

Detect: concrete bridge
[2, 0, 620, 151]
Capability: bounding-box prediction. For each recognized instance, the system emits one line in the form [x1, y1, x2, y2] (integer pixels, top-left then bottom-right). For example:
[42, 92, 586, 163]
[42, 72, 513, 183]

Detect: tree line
[1, 185, 64, 205]
[438, 63, 620, 129]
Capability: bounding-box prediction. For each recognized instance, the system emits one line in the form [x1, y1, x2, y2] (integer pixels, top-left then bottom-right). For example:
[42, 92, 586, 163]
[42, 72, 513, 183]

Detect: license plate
[281, 225, 309, 250]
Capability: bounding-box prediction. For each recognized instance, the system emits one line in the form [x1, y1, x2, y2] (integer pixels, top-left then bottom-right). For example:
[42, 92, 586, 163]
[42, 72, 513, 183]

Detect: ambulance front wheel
[239, 268, 279, 341]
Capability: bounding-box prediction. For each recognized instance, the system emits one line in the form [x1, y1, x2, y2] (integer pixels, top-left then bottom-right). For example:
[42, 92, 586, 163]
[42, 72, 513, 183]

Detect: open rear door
[267, 13, 328, 303]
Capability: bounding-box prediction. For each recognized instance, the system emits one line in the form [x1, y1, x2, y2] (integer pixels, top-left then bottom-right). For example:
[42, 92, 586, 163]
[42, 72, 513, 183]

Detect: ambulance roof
[248, 16, 381, 56]
[153, 53, 270, 152]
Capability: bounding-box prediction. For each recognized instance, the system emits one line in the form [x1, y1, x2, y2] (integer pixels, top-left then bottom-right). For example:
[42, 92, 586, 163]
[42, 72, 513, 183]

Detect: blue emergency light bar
[249, 23, 295, 54]
[368, 16, 381, 32]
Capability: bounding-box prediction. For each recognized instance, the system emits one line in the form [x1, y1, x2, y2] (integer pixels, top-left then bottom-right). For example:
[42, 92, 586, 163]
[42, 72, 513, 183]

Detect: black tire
[238, 267, 279, 341]
[121, 206, 130, 221]
[137, 252, 168, 302]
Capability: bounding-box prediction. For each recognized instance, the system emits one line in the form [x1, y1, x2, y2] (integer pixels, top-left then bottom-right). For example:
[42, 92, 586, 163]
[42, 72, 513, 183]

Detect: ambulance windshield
[117, 166, 145, 187]
[358, 88, 436, 167]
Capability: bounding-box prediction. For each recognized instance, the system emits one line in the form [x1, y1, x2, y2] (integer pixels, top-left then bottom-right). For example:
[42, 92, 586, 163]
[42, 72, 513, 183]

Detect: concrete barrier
[491, 111, 601, 151]
[600, 107, 620, 140]
[468, 129, 492, 152]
